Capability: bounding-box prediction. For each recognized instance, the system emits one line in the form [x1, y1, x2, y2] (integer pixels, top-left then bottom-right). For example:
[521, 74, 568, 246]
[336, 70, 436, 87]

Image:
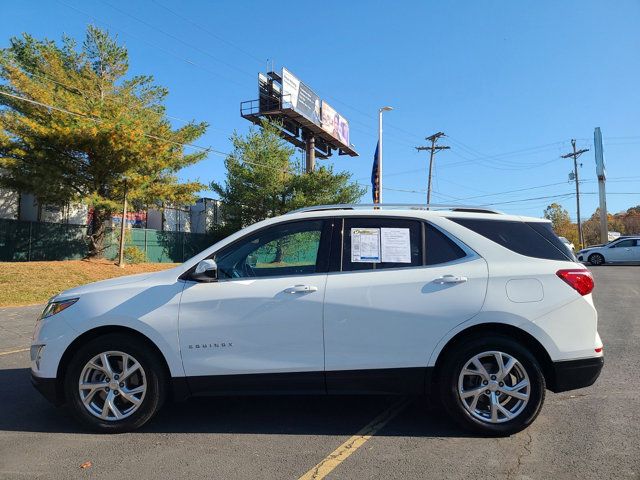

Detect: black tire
[63, 333, 167, 433]
[438, 335, 545, 436]
[588, 253, 605, 266]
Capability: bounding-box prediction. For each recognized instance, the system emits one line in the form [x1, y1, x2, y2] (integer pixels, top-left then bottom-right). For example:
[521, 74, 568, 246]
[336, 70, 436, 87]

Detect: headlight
[39, 298, 79, 320]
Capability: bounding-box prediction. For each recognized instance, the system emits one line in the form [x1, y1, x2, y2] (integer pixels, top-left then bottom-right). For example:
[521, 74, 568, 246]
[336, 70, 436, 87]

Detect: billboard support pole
[305, 135, 315, 173]
[594, 127, 608, 243]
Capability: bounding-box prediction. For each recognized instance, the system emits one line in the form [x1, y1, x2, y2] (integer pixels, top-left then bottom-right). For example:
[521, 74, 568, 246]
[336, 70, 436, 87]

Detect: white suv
[31, 205, 603, 435]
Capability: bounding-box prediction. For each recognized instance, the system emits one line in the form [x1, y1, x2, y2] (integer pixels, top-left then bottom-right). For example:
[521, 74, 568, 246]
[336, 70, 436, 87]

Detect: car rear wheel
[588, 253, 605, 266]
[63, 333, 167, 433]
[438, 335, 545, 436]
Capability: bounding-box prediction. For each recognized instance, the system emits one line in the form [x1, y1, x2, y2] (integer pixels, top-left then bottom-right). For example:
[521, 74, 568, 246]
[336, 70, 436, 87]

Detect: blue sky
[4, 0, 639, 218]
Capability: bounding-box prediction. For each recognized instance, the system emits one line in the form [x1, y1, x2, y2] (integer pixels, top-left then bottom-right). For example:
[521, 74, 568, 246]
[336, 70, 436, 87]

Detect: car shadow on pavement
[0, 368, 472, 438]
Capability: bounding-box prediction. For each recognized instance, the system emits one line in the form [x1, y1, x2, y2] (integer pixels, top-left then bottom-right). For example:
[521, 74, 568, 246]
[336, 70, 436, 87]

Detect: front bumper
[31, 373, 63, 406]
[548, 356, 604, 393]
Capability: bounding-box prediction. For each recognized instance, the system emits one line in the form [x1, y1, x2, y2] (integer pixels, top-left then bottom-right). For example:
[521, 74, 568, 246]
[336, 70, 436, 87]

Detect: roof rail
[286, 203, 503, 215]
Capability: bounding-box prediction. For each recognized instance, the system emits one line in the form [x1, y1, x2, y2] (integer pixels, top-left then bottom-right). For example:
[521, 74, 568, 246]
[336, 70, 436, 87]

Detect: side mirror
[192, 259, 218, 282]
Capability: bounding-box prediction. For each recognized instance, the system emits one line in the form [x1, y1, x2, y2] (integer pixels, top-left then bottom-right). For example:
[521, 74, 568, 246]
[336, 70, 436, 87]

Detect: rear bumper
[31, 373, 63, 406]
[548, 356, 604, 393]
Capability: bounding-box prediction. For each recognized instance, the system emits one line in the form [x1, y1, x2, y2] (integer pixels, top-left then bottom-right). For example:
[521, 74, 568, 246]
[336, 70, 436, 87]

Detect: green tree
[543, 203, 571, 230]
[211, 121, 365, 236]
[0, 26, 207, 257]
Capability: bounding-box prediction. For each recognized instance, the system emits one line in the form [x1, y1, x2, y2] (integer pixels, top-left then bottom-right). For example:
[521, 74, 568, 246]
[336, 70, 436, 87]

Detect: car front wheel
[63, 333, 167, 433]
[588, 253, 605, 266]
[439, 336, 545, 436]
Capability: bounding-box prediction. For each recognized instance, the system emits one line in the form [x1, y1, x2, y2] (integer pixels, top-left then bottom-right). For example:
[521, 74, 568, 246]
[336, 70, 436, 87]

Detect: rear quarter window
[449, 218, 572, 261]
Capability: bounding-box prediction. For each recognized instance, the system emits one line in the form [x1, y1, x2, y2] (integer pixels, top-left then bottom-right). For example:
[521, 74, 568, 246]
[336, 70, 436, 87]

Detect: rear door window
[425, 223, 467, 265]
[340, 218, 422, 271]
[611, 239, 634, 248]
[449, 218, 572, 261]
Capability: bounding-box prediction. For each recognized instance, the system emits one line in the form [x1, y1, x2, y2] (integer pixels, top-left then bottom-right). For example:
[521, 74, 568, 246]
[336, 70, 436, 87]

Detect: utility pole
[561, 139, 589, 248]
[416, 132, 449, 205]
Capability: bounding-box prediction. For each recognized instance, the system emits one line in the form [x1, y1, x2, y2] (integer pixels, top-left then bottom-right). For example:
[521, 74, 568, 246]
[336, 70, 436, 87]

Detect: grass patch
[0, 259, 178, 307]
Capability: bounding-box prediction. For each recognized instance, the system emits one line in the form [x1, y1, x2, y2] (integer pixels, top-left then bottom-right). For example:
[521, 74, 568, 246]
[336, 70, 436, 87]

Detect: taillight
[556, 269, 594, 296]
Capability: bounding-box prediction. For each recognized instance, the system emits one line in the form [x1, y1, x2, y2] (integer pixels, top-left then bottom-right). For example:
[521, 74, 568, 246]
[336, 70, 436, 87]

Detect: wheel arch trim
[54, 325, 185, 405]
[427, 320, 556, 390]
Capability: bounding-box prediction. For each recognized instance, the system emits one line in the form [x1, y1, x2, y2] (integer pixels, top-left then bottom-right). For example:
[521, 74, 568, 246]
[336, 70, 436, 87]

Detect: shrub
[124, 246, 147, 264]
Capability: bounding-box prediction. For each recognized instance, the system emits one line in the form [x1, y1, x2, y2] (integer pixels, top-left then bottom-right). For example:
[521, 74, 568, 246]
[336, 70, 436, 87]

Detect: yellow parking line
[0, 347, 30, 357]
[298, 397, 410, 480]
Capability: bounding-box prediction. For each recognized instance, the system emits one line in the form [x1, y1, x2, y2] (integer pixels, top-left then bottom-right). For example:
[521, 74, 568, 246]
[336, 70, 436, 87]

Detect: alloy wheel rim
[457, 350, 530, 424]
[78, 351, 147, 421]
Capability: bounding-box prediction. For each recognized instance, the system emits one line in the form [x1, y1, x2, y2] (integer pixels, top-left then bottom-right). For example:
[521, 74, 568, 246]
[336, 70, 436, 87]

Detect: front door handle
[284, 285, 318, 294]
[433, 275, 468, 284]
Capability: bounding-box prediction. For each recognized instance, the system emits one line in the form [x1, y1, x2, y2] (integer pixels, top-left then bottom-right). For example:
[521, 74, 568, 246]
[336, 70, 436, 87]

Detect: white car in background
[577, 236, 640, 265]
[558, 236, 575, 252]
[31, 205, 603, 435]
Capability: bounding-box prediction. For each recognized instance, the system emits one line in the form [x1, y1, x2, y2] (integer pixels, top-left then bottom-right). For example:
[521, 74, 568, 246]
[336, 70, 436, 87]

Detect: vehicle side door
[323, 217, 488, 394]
[178, 219, 332, 395]
[606, 239, 635, 262]
[631, 240, 640, 262]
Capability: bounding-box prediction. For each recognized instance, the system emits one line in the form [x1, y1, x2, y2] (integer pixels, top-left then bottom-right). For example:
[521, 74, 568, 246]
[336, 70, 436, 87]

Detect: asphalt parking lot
[0, 266, 638, 480]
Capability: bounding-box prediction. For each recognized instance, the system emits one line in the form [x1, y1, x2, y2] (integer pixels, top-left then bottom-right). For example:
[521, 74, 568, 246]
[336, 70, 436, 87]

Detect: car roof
[282, 204, 550, 223]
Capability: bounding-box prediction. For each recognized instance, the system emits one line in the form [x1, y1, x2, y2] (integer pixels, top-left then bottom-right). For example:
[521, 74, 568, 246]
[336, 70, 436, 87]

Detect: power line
[101, 0, 255, 80]
[150, 0, 265, 65]
[56, 0, 423, 151]
[57, 0, 249, 90]
[481, 193, 575, 206]
[6, 66, 208, 128]
[0, 90, 306, 175]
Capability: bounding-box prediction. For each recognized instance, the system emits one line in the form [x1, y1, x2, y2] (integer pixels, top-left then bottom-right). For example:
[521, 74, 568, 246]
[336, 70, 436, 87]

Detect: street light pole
[378, 106, 393, 203]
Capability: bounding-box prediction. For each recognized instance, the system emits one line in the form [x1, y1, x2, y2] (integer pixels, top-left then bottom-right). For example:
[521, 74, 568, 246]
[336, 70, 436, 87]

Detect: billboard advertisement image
[282, 68, 321, 126]
[321, 100, 350, 146]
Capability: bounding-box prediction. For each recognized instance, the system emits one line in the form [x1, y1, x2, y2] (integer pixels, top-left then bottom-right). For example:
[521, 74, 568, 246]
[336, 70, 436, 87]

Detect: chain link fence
[0, 218, 219, 263]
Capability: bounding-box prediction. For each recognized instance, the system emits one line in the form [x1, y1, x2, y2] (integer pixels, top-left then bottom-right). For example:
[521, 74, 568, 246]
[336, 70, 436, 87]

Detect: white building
[0, 187, 221, 233]
[189, 198, 223, 234]
[0, 189, 88, 224]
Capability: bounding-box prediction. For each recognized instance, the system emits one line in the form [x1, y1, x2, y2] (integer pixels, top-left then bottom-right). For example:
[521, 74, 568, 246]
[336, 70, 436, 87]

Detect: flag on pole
[371, 141, 380, 203]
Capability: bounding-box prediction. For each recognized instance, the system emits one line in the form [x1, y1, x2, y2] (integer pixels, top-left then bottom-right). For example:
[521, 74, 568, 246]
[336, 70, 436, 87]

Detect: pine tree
[0, 26, 208, 257]
[211, 121, 365, 235]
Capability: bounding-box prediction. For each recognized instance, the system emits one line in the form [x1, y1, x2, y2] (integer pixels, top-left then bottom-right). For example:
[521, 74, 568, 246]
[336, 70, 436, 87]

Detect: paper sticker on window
[351, 228, 381, 263]
[381, 228, 411, 263]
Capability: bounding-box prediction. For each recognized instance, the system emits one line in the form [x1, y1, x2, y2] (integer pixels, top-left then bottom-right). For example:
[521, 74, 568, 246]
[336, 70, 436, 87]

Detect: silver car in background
[577, 237, 640, 265]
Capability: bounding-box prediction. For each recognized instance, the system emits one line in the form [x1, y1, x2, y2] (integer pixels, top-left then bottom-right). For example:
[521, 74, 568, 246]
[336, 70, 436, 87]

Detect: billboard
[321, 100, 350, 146]
[281, 68, 321, 126]
[594, 127, 606, 179]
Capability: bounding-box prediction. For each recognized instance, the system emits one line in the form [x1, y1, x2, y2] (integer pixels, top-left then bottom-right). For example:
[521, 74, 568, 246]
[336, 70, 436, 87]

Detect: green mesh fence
[0, 218, 218, 263]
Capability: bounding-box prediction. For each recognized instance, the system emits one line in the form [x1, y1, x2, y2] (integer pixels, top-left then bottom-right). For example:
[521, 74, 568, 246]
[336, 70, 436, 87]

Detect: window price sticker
[381, 228, 411, 263]
[351, 228, 381, 263]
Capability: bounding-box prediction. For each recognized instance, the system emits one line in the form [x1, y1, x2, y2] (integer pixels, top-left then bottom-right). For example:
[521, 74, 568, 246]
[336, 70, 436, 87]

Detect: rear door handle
[433, 275, 468, 284]
[284, 285, 318, 294]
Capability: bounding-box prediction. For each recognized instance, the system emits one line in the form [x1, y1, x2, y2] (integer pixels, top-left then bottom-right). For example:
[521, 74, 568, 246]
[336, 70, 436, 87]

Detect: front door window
[215, 220, 325, 279]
